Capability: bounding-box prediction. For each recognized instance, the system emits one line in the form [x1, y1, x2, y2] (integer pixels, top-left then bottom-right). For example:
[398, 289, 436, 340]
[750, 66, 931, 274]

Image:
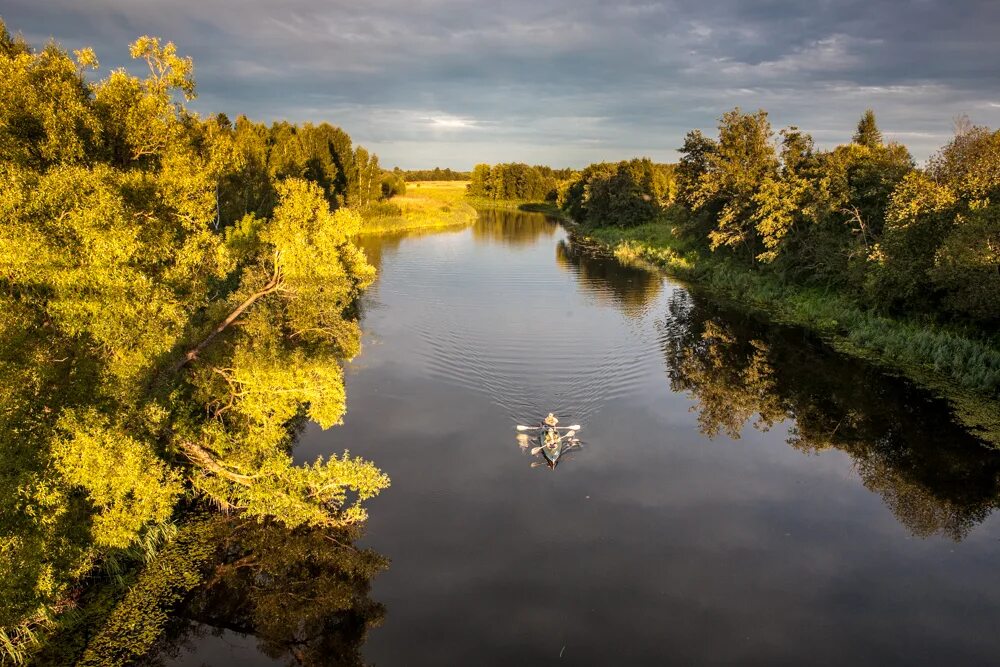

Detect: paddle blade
[567, 425, 581, 431]
[530, 446, 543, 455]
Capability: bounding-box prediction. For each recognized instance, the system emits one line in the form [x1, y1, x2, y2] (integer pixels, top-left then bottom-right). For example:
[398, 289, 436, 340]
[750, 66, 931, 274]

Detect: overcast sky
[5, 0, 1000, 168]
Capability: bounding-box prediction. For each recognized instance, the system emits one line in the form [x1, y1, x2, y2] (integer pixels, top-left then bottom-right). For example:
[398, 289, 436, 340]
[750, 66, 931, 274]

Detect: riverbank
[359, 181, 477, 234]
[466, 196, 569, 219]
[578, 222, 1000, 447]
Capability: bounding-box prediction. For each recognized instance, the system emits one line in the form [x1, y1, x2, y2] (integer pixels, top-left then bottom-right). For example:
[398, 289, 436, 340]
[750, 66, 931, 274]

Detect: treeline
[468, 163, 573, 201]
[0, 21, 387, 658]
[559, 159, 676, 228]
[400, 166, 470, 181]
[564, 108, 999, 325]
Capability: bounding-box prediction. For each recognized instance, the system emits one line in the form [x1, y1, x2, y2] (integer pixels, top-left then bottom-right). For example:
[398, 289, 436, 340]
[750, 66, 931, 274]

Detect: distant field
[359, 181, 476, 234]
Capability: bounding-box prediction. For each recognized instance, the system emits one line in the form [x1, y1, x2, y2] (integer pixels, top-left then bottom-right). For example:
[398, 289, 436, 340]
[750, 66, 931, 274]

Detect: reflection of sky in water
[353, 219, 674, 423]
[172, 210, 1000, 666]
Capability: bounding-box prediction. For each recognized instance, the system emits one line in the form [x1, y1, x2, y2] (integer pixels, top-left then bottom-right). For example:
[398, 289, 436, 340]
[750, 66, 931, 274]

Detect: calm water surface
[166, 211, 1000, 666]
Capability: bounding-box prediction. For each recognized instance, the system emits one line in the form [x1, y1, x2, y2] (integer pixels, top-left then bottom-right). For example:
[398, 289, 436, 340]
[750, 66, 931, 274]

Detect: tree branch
[179, 440, 257, 486]
[172, 254, 283, 373]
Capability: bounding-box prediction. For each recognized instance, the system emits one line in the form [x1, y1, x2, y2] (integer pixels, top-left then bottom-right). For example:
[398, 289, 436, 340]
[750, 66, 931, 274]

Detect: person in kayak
[542, 413, 560, 448]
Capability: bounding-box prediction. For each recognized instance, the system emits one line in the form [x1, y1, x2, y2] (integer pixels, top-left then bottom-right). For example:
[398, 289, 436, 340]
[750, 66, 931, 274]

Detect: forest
[559, 109, 999, 327]
[0, 21, 390, 660]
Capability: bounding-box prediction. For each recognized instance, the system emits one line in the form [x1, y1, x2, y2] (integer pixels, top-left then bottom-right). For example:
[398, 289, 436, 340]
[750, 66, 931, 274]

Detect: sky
[4, 0, 1000, 168]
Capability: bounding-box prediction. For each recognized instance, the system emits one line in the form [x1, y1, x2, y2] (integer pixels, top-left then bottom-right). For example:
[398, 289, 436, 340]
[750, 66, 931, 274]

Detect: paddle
[516, 424, 581, 431]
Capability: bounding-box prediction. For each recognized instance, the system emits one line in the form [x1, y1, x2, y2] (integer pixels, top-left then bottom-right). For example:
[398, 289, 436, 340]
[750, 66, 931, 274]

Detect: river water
[165, 210, 1000, 666]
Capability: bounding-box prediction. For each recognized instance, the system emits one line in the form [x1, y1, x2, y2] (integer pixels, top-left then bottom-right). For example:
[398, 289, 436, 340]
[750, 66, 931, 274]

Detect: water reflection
[659, 290, 1000, 540]
[471, 209, 558, 246]
[555, 237, 662, 318]
[307, 213, 1000, 664]
[45, 515, 387, 666]
[158, 518, 386, 667]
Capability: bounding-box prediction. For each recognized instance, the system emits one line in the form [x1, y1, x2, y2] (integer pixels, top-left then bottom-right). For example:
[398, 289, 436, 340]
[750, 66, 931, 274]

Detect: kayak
[515, 419, 582, 469]
[540, 426, 563, 463]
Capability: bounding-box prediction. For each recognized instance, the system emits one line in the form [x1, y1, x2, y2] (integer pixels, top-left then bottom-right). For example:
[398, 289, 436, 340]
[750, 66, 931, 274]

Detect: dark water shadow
[659, 289, 1000, 540]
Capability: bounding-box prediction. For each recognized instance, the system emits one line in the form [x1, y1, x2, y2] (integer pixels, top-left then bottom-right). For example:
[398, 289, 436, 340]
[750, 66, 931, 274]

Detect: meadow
[360, 181, 477, 234]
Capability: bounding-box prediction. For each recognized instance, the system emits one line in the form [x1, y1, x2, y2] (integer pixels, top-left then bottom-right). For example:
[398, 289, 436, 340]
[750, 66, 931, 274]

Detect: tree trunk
[180, 440, 256, 486]
[172, 270, 282, 374]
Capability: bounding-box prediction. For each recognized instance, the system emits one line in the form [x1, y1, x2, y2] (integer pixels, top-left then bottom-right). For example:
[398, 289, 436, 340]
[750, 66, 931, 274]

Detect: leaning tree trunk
[171, 265, 283, 374]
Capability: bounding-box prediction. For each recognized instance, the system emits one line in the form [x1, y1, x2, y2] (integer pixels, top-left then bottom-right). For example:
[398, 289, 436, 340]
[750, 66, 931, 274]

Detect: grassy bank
[581, 222, 1000, 447]
[359, 181, 477, 234]
[465, 196, 569, 219]
[464, 196, 534, 211]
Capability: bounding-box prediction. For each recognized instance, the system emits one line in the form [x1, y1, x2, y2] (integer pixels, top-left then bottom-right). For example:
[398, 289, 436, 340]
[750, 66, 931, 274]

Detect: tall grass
[359, 181, 477, 234]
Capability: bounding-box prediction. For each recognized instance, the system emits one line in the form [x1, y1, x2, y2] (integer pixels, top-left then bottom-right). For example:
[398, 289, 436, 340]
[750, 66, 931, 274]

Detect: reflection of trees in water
[41, 514, 387, 666]
[555, 239, 663, 318]
[471, 209, 557, 246]
[354, 227, 456, 274]
[660, 290, 1000, 540]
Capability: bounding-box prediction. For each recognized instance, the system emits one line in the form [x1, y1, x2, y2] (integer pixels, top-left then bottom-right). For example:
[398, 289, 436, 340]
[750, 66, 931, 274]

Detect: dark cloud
[4, 0, 999, 166]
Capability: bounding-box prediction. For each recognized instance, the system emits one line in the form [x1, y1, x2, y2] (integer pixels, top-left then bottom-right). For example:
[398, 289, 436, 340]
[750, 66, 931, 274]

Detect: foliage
[400, 166, 470, 181]
[577, 105, 997, 329]
[0, 20, 389, 661]
[32, 513, 387, 667]
[558, 159, 675, 227]
[689, 108, 778, 255]
[381, 170, 407, 198]
[466, 162, 559, 202]
[853, 108, 883, 148]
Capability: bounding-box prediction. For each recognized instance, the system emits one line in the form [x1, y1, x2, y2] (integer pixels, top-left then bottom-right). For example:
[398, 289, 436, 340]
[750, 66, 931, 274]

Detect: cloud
[425, 114, 480, 130]
[3, 0, 1000, 167]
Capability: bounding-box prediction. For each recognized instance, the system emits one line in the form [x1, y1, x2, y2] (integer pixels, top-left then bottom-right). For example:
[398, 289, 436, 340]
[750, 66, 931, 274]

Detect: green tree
[0, 27, 389, 660]
[853, 108, 883, 149]
[867, 171, 957, 308]
[467, 163, 491, 197]
[691, 108, 779, 257]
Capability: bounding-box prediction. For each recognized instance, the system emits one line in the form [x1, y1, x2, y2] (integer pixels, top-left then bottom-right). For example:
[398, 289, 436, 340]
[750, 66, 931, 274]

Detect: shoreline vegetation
[535, 108, 999, 447]
[1, 23, 390, 661]
[577, 222, 1000, 447]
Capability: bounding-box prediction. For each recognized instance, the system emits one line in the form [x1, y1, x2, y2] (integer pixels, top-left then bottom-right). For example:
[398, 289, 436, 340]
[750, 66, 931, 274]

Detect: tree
[352, 146, 381, 208]
[0, 28, 389, 660]
[557, 159, 671, 227]
[853, 108, 883, 148]
[745, 127, 817, 264]
[691, 108, 779, 256]
[924, 126, 1000, 320]
[467, 163, 491, 197]
[867, 171, 957, 309]
[380, 171, 406, 198]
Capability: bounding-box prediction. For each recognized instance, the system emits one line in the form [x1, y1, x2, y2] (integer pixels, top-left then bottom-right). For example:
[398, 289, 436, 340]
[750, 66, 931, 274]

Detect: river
[163, 209, 1000, 666]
